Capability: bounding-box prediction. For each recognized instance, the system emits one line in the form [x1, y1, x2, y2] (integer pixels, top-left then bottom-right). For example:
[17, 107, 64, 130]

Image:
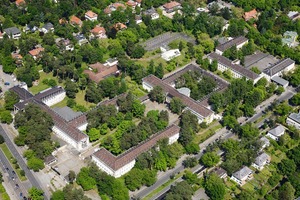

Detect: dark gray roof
[4, 27, 21, 35]
[207, 53, 259, 80]
[10, 86, 33, 100]
[216, 36, 248, 52]
[263, 58, 295, 76]
[288, 112, 300, 124]
[34, 86, 64, 101]
[233, 166, 253, 180]
[271, 76, 289, 86]
[52, 107, 83, 122]
[268, 125, 285, 137]
[43, 22, 54, 30]
[44, 155, 56, 164]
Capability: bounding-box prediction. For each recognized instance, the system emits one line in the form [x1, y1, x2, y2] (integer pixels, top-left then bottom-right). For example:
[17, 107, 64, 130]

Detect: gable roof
[4, 27, 21, 35]
[268, 125, 285, 137]
[263, 58, 295, 76]
[216, 36, 248, 52]
[207, 53, 259, 80]
[43, 22, 54, 30]
[85, 10, 98, 18]
[16, 0, 25, 6]
[163, 1, 181, 9]
[91, 26, 106, 35]
[93, 124, 180, 171]
[254, 153, 270, 166]
[233, 166, 253, 180]
[288, 112, 300, 123]
[70, 15, 82, 25]
[243, 9, 258, 20]
[84, 62, 119, 83]
[143, 75, 213, 118]
[29, 47, 44, 56]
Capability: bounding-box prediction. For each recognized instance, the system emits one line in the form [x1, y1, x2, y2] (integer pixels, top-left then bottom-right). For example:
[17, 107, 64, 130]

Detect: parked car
[4, 82, 10, 85]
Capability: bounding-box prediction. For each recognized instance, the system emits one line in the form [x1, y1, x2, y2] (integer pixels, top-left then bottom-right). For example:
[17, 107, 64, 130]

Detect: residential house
[231, 166, 253, 186]
[135, 15, 143, 24]
[162, 1, 181, 13]
[90, 26, 107, 39]
[44, 155, 57, 166]
[142, 74, 214, 124]
[243, 9, 258, 21]
[266, 125, 285, 141]
[40, 22, 54, 34]
[215, 36, 248, 55]
[69, 15, 83, 27]
[282, 31, 298, 48]
[161, 49, 181, 61]
[75, 34, 88, 46]
[262, 58, 295, 81]
[287, 112, 300, 130]
[207, 53, 261, 83]
[84, 62, 119, 83]
[15, 0, 25, 6]
[259, 136, 270, 150]
[104, 3, 126, 16]
[114, 22, 127, 31]
[144, 8, 159, 20]
[4, 27, 21, 39]
[287, 11, 300, 21]
[29, 47, 44, 60]
[207, 0, 233, 10]
[55, 38, 74, 51]
[85, 10, 98, 21]
[104, 58, 119, 67]
[252, 153, 271, 170]
[92, 124, 180, 178]
[59, 18, 68, 25]
[23, 24, 38, 33]
[212, 167, 227, 179]
[11, 52, 23, 66]
[126, 0, 138, 9]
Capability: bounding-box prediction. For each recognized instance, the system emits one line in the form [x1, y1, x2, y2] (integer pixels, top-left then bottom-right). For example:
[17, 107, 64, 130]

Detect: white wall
[168, 132, 179, 145]
[43, 92, 66, 106]
[77, 123, 88, 131]
[142, 81, 153, 92]
[287, 117, 300, 130]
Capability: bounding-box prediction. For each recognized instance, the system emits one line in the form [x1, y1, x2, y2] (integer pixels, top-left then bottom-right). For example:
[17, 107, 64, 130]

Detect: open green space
[0, 143, 27, 181]
[193, 122, 222, 144]
[29, 71, 61, 95]
[0, 184, 10, 200]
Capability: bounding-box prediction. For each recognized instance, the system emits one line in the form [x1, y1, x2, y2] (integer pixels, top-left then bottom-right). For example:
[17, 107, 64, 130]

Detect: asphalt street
[0, 149, 28, 199]
[0, 125, 49, 200]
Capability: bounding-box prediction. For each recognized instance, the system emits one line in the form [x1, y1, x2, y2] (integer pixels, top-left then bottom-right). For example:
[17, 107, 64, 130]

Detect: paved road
[0, 149, 28, 199]
[0, 125, 49, 200]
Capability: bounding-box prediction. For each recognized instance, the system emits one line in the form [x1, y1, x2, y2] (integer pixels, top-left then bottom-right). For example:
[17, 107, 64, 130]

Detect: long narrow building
[92, 124, 180, 178]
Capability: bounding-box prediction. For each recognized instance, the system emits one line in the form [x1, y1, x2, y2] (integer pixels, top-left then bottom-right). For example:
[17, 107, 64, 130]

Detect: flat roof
[263, 58, 295, 76]
[52, 107, 83, 122]
[244, 51, 278, 72]
[271, 76, 289, 86]
[216, 36, 248, 52]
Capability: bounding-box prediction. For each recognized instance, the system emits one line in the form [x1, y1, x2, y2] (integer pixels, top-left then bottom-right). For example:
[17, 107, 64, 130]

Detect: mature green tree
[183, 157, 198, 168]
[68, 170, 76, 183]
[27, 157, 45, 172]
[289, 93, 300, 106]
[170, 97, 185, 114]
[277, 159, 296, 175]
[132, 100, 145, 118]
[51, 190, 65, 200]
[279, 182, 295, 200]
[208, 92, 224, 112]
[149, 86, 165, 103]
[0, 135, 4, 144]
[204, 173, 226, 200]
[165, 181, 193, 200]
[222, 115, 238, 130]
[0, 110, 13, 124]
[155, 63, 164, 79]
[185, 143, 200, 154]
[28, 187, 44, 200]
[76, 167, 96, 191]
[209, 60, 218, 72]
[87, 128, 100, 142]
[200, 152, 220, 167]
[179, 111, 198, 146]
[4, 91, 20, 110]
[65, 80, 78, 99]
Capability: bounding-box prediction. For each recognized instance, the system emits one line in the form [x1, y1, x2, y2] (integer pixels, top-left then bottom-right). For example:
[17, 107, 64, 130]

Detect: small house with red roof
[70, 15, 83, 27]
[90, 26, 107, 39]
[163, 1, 181, 13]
[85, 11, 98, 21]
[243, 9, 258, 21]
[29, 47, 44, 60]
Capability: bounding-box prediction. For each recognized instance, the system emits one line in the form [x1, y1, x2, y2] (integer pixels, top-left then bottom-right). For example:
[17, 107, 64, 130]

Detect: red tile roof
[114, 22, 127, 30]
[70, 15, 82, 26]
[243, 9, 258, 21]
[126, 0, 137, 7]
[163, 1, 181, 10]
[143, 75, 213, 118]
[85, 10, 98, 19]
[90, 26, 106, 35]
[16, 0, 25, 6]
[29, 47, 44, 56]
[93, 124, 180, 170]
[84, 62, 119, 83]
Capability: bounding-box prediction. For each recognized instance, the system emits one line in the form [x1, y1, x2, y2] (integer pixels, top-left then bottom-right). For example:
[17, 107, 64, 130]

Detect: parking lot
[144, 100, 179, 125]
[0, 65, 19, 93]
[142, 32, 196, 51]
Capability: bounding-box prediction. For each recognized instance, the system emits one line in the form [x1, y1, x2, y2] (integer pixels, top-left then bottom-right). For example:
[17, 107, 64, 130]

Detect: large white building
[11, 85, 90, 151]
[262, 58, 295, 81]
[142, 74, 215, 124]
[207, 53, 261, 83]
[215, 36, 248, 55]
[161, 49, 181, 61]
[92, 124, 180, 178]
[287, 112, 300, 130]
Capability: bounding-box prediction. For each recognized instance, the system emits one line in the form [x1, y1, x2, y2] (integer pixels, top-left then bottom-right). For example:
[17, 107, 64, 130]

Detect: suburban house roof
[207, 53, 259, 80]
[85, 10, 98, 18]
[44, 155, 56, 165]
[163, 1, 181, 9]
[70, 15, 82, 25]
[213, 167, 227, 177]
[93, 124, 180, 171]
[15, 0, 25, 6]
[263, 58, 295, 76]
[268, 125, 285, 137]
[216, 36, 248, 52]
[260, 136, 270, 147]
[29, 47, 44, 57]
[90, 26, 106, 35]
[114, 22, 127, 30]
[126, 0, 137, 7]
[288, 112, 300, 123]
[254, 153, 270, 167]
[233, 166, 253, 180]
[143, 75, 213, 117]
[243, 9, 258, 21]
[84, 62, 119, 83]
[52, 107, 83, 122]
[4, 27, 21, 35]
[43, 22, 54, 30]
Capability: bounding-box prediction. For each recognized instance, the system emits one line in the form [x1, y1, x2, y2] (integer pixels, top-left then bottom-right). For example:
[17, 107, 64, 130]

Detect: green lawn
[29, 71, 61, 94]
[0, 184, 10, 200]
[193, 122, 222, 144]
[0, 144, 27, 181]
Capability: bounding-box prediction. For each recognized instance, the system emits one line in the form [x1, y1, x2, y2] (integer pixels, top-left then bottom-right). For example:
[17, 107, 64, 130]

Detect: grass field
[0, 184, 10, 200]
[0, 144, 27, 181]
[193, 122, 222, 144]
[29, 71, 61, 94]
